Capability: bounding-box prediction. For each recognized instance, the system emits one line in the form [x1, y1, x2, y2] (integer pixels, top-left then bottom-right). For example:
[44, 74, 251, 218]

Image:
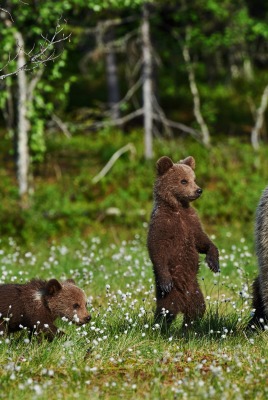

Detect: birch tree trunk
[15, 31, 30, 206]
[182, 41, 211, 147]
[251, 84, 268, 151]
[141, 3, 153, 160]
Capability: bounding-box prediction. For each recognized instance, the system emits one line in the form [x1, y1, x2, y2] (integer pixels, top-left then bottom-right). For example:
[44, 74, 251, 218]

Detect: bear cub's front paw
[158, 277, 173, 293]
[205, 254, 220, 273]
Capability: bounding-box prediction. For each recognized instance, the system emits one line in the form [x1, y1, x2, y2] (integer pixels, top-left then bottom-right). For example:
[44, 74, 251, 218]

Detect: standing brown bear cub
[0, 278, 91, 340]
[147, 156, 219, 327]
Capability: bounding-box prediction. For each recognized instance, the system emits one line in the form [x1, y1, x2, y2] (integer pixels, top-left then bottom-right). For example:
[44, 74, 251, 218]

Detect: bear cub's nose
[196, 188, 203, 195]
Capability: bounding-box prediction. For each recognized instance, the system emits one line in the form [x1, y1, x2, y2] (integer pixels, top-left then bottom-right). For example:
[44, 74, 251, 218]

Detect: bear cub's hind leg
[181, 281, 206, 329]
[155, 281, 206, 329]
[155, 286, 182, 325]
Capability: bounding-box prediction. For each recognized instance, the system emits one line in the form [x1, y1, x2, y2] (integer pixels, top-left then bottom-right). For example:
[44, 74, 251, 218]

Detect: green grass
[1, 131, 268, 397]
[1, 130, 268, 244]
[0, 231, 266, 399]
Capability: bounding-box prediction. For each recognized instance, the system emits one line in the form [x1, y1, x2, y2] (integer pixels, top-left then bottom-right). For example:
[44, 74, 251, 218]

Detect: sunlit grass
[0, 231, 267, 399]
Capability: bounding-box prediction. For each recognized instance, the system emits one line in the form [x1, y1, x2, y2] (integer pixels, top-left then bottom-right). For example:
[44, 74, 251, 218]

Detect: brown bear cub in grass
[147, 156, 219, 328]
[0, 278, 91, 340]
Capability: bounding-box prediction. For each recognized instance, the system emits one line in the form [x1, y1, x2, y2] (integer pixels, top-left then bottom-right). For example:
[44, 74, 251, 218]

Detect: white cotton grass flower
[33, 385, 43, 395]
[0, 233, 261, 397]
[73, 314, 80, 323]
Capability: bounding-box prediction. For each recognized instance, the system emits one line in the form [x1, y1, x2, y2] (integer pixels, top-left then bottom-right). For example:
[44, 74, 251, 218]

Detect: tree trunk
[2, 83, 15, 135]
[251, 84, 268, 151]
[105, 27, 120, 121]
[141, 3, 153, 160]
[182, 41, 211, 147]
[15, 31, 30, 206]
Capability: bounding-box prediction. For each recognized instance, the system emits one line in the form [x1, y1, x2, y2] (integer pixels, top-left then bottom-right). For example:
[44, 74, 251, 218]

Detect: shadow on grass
[90, 306, 261, 345]
[157, 310, 251, 342]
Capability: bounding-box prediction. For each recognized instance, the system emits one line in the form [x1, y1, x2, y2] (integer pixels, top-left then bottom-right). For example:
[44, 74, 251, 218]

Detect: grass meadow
[0, 229, 267, 400]
[1, 132, 268, 398]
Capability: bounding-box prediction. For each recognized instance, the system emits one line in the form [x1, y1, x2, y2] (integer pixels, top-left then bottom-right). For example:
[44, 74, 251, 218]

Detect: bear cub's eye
[73, 303, 80, 309]
[181, 179, 188, 184]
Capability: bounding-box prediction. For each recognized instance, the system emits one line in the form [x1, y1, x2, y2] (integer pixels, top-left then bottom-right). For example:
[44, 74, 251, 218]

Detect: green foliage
[154, 0, 268, 136]
[72, 0, 145, 11]
[2, 0, 267, 163]
[1, 129, 268, 245]
[0, 1, 76, 162]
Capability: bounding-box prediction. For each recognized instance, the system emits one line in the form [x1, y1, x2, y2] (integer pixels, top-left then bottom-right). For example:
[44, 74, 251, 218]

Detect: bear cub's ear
[45, 279, 62, 296]
[65, 279, 76, 285]
[156, 156, 173, 176]
[180, 156, 195, 170]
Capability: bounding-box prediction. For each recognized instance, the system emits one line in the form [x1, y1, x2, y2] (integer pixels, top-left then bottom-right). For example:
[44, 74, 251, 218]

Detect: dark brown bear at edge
[248, 185, 268, 330]
[147, 156, 220, 328]
[0, 279, 91, 340]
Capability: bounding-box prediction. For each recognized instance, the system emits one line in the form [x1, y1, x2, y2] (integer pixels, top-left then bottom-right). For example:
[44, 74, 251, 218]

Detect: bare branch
[152, 94, 203, 140]
[0, 52, 20, 73]
[84, 16, 137, 35]
[92, 143, 136, 184]
[182, 39, 210, 147]
[52, 114, 71, 138]
[171, 29, 210, 145]
[104, 78, 142, 119]
[92, 108, 144, 129]
[251, 84, 268, 150]
[27, 68, 44, 102]
[0, 25, 71, 80]
[0, 7, 14, 22]
[152, 112, 202, 142]
[79, 26, 137, 73]
[86, 105, 201, 143]
[152, 95, 173, 137]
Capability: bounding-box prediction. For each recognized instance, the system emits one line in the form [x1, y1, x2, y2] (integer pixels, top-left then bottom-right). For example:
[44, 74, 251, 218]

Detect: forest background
[1, 0, 268, 245]
[1, 2, 268, 399]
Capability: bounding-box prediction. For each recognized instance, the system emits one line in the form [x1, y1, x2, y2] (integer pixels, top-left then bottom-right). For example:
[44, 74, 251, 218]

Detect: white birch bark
[251, 84, 268, 151]
[182, 42, 211, 147]
[141, 3, 153, 160]
[15, 31, 30, 203]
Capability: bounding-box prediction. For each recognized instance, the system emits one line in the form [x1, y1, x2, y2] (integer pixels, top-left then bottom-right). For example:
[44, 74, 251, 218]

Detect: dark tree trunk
[105, 27, 120, 121]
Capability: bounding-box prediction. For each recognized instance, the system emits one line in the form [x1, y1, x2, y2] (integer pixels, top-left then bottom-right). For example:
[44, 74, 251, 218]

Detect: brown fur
[248, 276, 266, 328]
[147, 156, 219, 327]
[249, 186, 268, 329]
[0, 278, 91, 340]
